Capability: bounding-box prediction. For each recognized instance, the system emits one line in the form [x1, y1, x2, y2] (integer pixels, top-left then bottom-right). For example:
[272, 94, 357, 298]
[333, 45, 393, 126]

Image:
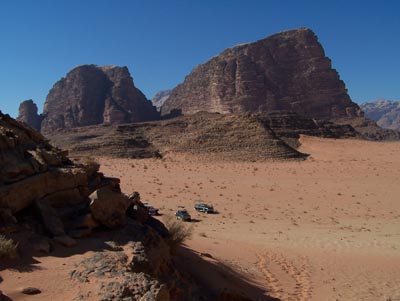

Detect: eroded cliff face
[17, 99, 42, 131]
[40, 65, 159, 134]
[161, 28, 363, 120]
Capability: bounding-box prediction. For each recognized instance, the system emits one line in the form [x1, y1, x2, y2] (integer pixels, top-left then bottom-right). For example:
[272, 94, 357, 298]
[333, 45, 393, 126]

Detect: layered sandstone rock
[0, 110, 106, 216]
[360, 99, 400, 131]
[161, 28, 363, 120]
[17, 99, 42, 131]
[41, 65, 159, 134]
[46, 112, 308, 160]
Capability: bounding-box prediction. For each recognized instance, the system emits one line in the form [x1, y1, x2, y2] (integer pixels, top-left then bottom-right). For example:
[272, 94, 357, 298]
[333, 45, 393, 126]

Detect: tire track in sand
[256, 251, 313, 300]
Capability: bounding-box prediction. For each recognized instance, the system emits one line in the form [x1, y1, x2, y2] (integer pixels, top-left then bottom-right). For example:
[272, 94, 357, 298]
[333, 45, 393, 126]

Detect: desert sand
[1, 136, 400, 300]
[98, 136, 400, 301]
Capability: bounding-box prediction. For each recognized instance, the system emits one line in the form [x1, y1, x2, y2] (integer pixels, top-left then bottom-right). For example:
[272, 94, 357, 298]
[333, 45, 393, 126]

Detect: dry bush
[0, 234, 18, 259]
[81, 156, 100, 174]
[164, 215, 193, 252]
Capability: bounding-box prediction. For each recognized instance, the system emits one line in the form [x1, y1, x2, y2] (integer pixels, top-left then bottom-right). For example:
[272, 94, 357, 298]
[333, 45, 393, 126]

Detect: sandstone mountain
[152, 89, 171, 111]
[161, 28, 363, 120]
[39, 65, 159, 134]
[360, 99, 400, 131]
[16, 99, 42, 131]
[46, 111, 308, 161]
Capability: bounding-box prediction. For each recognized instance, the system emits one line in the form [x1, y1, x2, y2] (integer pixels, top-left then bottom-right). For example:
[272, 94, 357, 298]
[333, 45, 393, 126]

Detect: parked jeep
[142, 203, 159, 216]
[194, 200, 214, 213]
[175, 209, 191, 221]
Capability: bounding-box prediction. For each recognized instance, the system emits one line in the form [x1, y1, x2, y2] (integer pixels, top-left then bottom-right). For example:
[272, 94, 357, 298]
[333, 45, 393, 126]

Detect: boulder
[89, 186, 131, 228]
[35, 199, 65, 237]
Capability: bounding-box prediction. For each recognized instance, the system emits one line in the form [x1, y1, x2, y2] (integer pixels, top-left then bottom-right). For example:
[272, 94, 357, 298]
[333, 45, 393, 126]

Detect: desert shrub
[82, 156, 100, 174]
[0, 235, 18, 259]
[164, 215, 193, 252]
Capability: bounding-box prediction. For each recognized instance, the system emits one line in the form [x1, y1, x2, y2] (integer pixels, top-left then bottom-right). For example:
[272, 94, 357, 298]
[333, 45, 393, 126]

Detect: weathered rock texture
[17, 99, 42, 131]
[46, 112, 308, 160]
[0, 110, 111, 219]
[152, 90, 171, 111]
[40, 65, 159, 134]
[360, 99, 400, 131]
[161, 28, 363, 120]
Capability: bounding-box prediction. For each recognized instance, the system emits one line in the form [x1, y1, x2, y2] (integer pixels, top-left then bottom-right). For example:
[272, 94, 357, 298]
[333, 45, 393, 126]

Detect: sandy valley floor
[99, 136, 400, 301]
[2, 136, 400, 301]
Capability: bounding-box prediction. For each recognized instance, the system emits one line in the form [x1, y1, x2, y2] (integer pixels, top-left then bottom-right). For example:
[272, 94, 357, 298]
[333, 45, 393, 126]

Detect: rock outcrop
[46, 112, 308, 160]
[17, 99, 42, 131]
[161, 28, 363, 120]
[0, 110, 109, 222]
[333, 116, 400, 141]
[152, 90, 171, 111]
[40, 65, 159, 134]
[360, 99, 400, 131]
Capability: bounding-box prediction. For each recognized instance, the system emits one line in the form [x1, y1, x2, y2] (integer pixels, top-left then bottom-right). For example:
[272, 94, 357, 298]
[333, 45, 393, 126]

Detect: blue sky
[0, 0, 399, 117]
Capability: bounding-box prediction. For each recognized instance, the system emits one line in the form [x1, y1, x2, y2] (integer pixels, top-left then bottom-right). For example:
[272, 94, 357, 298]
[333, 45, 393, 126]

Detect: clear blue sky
[0, 0, 399, 117]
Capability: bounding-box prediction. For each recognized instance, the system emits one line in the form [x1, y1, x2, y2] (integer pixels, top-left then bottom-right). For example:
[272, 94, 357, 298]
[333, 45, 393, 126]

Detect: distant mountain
[161, 27, 363, 120]
[152, 90, 171, 111]
[360, 100, 400, 131]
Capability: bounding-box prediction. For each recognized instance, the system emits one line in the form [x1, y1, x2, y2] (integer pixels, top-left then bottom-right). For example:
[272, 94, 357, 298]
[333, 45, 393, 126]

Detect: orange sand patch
[98, 136, 400, 300]
[1, 136, 399, 300]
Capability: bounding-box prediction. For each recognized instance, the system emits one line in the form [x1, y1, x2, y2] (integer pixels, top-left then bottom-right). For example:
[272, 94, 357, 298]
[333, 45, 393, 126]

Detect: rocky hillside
[0, 111, 201, 300]
[360, 99, 400, 131]
[161, 28, 363, 120]
[46, 112, 308, 161]
[16, 99, 43, 131]
[152, 90, 171, 111]
[19, 65, 159, 134]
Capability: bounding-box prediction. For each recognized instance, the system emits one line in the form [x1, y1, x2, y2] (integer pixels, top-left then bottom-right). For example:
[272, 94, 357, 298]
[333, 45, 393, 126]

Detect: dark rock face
[41, 65, 159, 134]
[17, 100, 42, 131]
[360, 99, 400, 131]
[152, 90, 171, 111]
[161, 28, 363, 120]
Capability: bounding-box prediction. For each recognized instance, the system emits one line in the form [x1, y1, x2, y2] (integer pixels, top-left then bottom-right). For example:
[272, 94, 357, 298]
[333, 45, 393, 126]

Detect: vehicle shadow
[189, 218, 202, 223]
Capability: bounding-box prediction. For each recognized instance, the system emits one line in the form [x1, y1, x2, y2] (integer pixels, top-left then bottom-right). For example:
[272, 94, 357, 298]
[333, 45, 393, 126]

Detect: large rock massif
[24, 65, 159, 134]
[360, 99, 400, 131]
[161, 28, 363, 120]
